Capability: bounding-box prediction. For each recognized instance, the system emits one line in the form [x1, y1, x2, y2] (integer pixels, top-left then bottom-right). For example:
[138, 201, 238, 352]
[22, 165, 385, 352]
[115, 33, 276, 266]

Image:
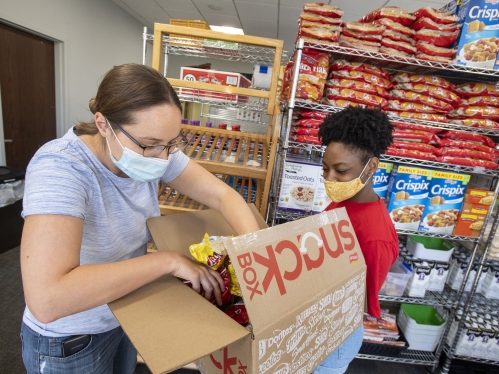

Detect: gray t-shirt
[22, 127, 189, 337]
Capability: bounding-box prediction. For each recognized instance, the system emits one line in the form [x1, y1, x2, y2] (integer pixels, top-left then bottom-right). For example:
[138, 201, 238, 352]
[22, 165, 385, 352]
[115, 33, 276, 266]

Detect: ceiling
[110, 0, 452, 52]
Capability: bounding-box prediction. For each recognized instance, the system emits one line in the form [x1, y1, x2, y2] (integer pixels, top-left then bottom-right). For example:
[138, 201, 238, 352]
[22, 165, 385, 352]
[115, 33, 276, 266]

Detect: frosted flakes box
[278, 159, 321, 212]
[419, 171, 471, 235]
[386, 166, 433, 230]
[373, 162, 394, 200]
[452, 0, 499, 70]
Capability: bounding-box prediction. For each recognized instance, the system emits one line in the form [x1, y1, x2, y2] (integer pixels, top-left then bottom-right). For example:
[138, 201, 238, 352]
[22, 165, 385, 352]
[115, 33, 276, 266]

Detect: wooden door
[0, 23, 56, 171]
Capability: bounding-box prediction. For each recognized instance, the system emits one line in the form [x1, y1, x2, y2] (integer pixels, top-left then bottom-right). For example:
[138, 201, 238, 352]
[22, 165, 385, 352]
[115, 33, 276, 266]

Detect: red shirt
[325, 198, 399, 318]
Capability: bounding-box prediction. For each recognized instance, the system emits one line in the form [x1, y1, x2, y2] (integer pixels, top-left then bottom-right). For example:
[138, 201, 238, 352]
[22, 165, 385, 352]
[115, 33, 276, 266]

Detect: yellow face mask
[324, 158, 372, 203]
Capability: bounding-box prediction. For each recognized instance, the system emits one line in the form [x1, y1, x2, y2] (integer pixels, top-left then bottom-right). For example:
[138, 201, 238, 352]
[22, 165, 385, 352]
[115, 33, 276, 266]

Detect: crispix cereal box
[419, 171, 471, 234]
[373, 162, 394, 200]
[386, 165, 433, 230]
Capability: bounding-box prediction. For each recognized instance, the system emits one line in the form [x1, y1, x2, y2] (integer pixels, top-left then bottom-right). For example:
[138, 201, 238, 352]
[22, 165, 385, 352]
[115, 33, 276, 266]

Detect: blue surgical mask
[106, 125, 170, 183]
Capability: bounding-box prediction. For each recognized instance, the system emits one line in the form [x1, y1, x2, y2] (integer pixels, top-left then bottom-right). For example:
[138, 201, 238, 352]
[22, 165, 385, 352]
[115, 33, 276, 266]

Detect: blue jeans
[313, 326, 363, 374]
[21, 322, 136, 374]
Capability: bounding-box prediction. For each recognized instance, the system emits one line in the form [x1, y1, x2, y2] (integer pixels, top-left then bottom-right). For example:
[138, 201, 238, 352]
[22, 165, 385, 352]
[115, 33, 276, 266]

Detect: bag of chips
[291, 127, 320, 136]
[299, 111, 329, 120]
[391, 121, 441, 133]
[392, 129, 441, 144]
[342, 28, 383, 42]
[414, 29, 460, 48]
[388, 100, 448, 114]
[381, 38, 417, 54]
[456, 83, 499, 98]
[223, 301, 250, 326]
[390, 90, 454, 112]
[294, 118, 323, 128]
[330, 59, 391, 80]
[361, 6, 416, 26]
[435, 148, 498, 162]
[322, 98, 361, 108]
[331, 70, 393, 89]
[290, 133, 322, 145]
[293, 48, 330, 102]
[343, 22, 385, 35]
[326, 78, 390, 98]
[449, 119, 499, 129]
[413, 7, 459, 25]
[439, 138, 499, 155]
[392, 72, 456, 91]
[299, 27, 340, 42]
[436, 156, 499, 169]
[338, 35, 380, 53]
[386, 110, 449, 122]
[298, 19, 342, 30]
[383, 29, 416, 45]
[392, 140, 438, 154]
[379, 47, 410, 57]
[189, 233, 227, 271]
[386, 147, 437, 160]
[226, 260, 242, 297]
[448, 106, 499, 120]
[373, 18, 415, 36]
[393, 83, 461, 106]
[411, 18, 461, 32]
[303, 2, 344, 18]
[439, 130, 496, 148]
[415, 53, 454, 64]
[416, 41, 457, 58]
[462, 96, 499, 107]
[324, 87, 389, 109]
[300, 12, 342, 25]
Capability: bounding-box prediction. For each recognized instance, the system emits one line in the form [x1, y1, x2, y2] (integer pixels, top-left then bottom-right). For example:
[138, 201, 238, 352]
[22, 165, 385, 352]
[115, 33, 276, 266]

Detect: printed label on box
[278, 161, 321, 212]
[312, 171, 331, 213]
[419, 171, 470, 235]
[386, 166, 433, 230]
[373, 162, 394, 199]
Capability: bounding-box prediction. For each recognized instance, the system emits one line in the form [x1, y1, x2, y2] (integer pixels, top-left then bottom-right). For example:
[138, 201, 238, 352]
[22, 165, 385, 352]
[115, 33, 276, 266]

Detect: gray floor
[1, 246, 429, 374]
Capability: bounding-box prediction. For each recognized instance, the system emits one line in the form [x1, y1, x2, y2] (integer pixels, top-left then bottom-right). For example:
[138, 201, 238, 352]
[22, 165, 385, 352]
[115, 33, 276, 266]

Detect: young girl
[314, 106, 399, 374]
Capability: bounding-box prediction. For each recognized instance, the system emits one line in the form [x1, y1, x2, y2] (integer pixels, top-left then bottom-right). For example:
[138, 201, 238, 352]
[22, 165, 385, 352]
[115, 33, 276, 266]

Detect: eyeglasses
[108, 120, 188, 158]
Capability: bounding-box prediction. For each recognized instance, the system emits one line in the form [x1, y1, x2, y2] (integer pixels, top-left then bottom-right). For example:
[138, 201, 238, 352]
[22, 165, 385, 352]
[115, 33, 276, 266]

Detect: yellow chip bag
[189, 233, 226, 270]
[227, 261, 242, 297]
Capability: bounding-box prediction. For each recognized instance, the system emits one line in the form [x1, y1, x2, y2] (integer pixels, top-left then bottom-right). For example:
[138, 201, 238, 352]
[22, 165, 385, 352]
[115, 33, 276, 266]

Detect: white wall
[0, 0, 145, 136]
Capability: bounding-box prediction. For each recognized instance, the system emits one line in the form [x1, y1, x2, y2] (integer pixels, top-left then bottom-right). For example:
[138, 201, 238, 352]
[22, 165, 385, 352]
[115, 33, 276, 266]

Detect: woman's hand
[165, 252, 226, 305]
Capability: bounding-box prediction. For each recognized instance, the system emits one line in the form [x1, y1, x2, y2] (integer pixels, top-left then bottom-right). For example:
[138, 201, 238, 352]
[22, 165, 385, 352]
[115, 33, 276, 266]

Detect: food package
[388, 99, 448, 114]
[435, 147, 498, 162]
[393, 83, 461, 106]
[322, 98, 361, 108]
[182, 266, 231, 305]
[439, 138, 499, 155]
[294, 48, 330, 102]
[223, 301, 249, 326]
[290, 133, 322, 145]
[390, 90, 454, 112]
[448, 106, 499, 120]
[386, 147, 437, 160]
[291, 126, 320, 136]
[383, 29, 416, 45]
[226, 260, 242, 297]
[298, 19, 342, 30]
[294, 118, 323, 128]
[456, 83, 499, 98]
[299, 110, 329, 120]
[391, 140, 438, 154]
[189, 233, 227, 271]
[391, 121, 441, 133]
[373, 18, 415, 36]
[462, 96, 499, 107]
[361, 6, 416, 26]
[392, 72, 456, 91]
[298, 26, 340, 42]
[326, 78, 390, 98]
[415, 41, 457, 58]
[338, 35, 380, 53]
[379, 47, 410, 57]
[303, 2, 344, 18]
[392, 129, 440, 144]
[436, 157, 499, 169]
[439, 130, 496, 148]
[323, 87, 389, 109]
[300, 12, 342, 25]
[415, 53, 453, 63]
[413, 7, 459, 25]
[342, 27, 383, 42]
[381, 38, 417, 54]
[412, 18, 461, 32]
[331, 69, 393, 89]
[387, 110, 448, 122]
[449, 118, 499, 130]
[414, 29, 460, 48]
[343, 21, 385, 35]
[330, 59, 390, 80]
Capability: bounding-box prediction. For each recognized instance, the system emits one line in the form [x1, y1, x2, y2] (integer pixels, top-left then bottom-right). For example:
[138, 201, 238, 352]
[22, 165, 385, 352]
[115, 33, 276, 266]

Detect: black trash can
[0, 166, 25, 254]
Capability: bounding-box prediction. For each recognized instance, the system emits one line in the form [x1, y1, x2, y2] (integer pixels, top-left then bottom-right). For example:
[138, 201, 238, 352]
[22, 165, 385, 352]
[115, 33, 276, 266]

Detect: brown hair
[75, 63, 182, 135]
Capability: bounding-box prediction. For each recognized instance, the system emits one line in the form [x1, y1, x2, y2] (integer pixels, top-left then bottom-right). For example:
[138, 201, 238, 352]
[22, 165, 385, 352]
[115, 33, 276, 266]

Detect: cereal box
[278, 159, 321, 212]
[373, 162, 394, 200]
[386, 166, 433, 230]
[312, 170, 332, 213]
[419, 171, 471, 234]
[453, 0, 499, 70]
[453, 202, 490, 237]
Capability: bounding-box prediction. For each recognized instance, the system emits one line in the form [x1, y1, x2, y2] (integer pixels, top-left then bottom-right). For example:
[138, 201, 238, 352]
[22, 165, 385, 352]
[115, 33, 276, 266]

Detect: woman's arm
[167, 160, 262, 235]
[21, 214, 225, 324]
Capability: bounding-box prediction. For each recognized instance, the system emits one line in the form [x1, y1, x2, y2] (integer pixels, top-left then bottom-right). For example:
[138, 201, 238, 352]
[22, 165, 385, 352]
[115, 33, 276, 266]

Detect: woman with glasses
[19, 63, 261, 374]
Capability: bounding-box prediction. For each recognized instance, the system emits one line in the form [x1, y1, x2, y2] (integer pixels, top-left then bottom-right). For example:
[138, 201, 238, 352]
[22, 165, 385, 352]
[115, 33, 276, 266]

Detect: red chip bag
[294, 48, 330, 102]
[448, 106, 499, 120]
[298, 19, 342, 31]
[290, 133, 321, 145]
[411, 18, 461, 32]
[299, 111, 329, 120]
[300, 12, 343, 25]
[291, 127, 320, 136]
[381, 38, 417, 54]
[224, 303, 250, 325]
[415, 53, 454, 64]
[390, 90, 454, 112]
[361, 6, 416, 26]
[414, 29, 460, 48]
[373, 18, 415, 36]
[440, 130, 496, 148]
[386, 147, 437, 160]
[388, 99, 447, 114]
[463, 96, 499, 107]
[338, 36, 380, 53]
[392, 129, 440, 144]
[383, 30, 416, 45]
[342, 27, 383, 42]
[296, 81, 322, 102]
[324, 87, 388, 109]
[330, 60, 390, 80]
[413, 7, 459, 25]
[379, 47, 410, 57]
[393, 83, 461, 106]
[303, 2, 344, 18]
[456, 83, 499, 98]
[392, 141, 438, 154]
[343, 22, 385, 35]
[392, 72, 456, 91]
[436, 156, 499, 169]
[299, 26, 340, 42]
[182, 266, 231, 305]
[435, 148, 498, 162]
[332, 70, 393, 89]
[386, 110, 449, 122]
[295, 118, 323, 128]
[449, 119, 499, 129]
[326, 78, 390, 98]
[416, 41, 457, 58]
[391, 121, 441, 133]
[439, 138, 499, 155]
[322, 98, 361, 108]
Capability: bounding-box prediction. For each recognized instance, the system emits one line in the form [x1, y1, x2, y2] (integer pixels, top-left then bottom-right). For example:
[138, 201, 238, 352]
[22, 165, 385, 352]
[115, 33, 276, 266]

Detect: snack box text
[278, 160, 321, 213]
[373, 162, 394, 200]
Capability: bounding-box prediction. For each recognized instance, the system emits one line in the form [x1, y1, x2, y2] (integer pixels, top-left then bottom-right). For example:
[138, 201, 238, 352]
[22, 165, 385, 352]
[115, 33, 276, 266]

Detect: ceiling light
[210, 25, 244, 35]
[208, 4, 222, 10]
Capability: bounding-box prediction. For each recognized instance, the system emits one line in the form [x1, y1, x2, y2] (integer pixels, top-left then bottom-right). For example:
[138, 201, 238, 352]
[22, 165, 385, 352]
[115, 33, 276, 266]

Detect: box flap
[225, 207, 365, 335]
[109, 274, 249, 374]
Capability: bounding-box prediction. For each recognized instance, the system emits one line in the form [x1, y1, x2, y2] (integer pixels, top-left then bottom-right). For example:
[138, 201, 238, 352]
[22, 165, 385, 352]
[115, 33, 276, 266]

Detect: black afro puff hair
[318, 106, 394, 162]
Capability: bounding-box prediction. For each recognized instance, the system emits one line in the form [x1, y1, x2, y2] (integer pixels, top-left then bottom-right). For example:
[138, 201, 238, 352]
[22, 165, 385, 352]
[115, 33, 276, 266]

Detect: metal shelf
[379, 285, 458, 308]
[199, 112, 268, 126]
[356, 350, 436, 365]
[301, 41, 499, 83]
[465, 290, 499, 313]
[293, 99, 499, 137]
[176, 90, 269, 112]
[443, 344, 499, 366]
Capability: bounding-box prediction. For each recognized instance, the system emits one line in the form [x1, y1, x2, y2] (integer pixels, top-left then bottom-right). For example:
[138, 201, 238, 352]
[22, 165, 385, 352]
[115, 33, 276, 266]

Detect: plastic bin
[406, 235, 455, 262]
[0, 166, 25, 254]
[379, 259, 412, 297]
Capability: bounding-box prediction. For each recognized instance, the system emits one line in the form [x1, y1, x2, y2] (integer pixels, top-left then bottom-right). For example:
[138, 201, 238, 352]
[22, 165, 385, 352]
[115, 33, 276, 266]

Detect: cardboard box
[419, 171, 470, 235]
[109, 206, 366, 374]
[373, 162, 394, 200]
[180, 67, 251, 103]
[312, 170, 330, 214]
[465, 187, 495, 205]
[453, 202, 490, 237]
